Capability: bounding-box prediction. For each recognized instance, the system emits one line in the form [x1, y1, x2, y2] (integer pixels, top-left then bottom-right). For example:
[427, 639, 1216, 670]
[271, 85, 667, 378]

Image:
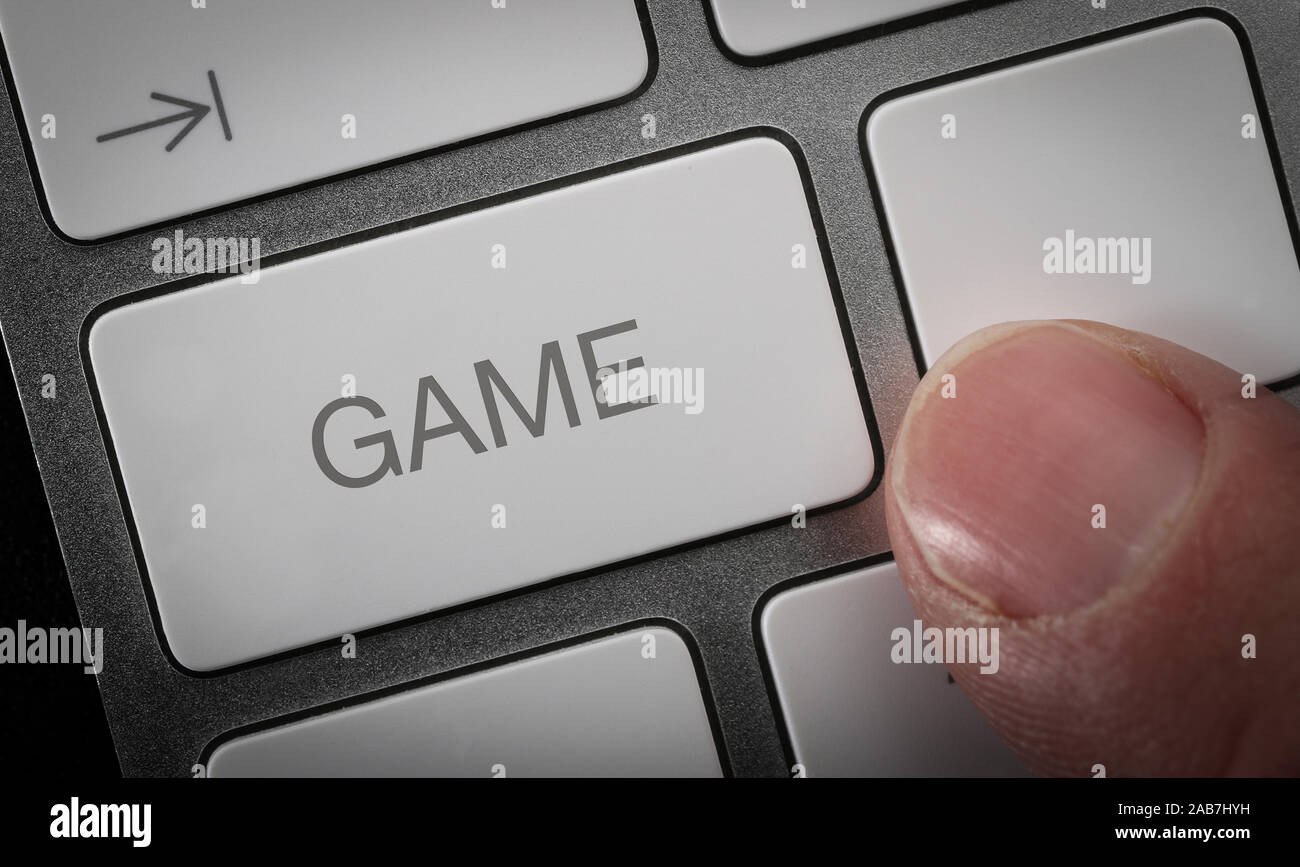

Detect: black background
[1, 330, 118, 778]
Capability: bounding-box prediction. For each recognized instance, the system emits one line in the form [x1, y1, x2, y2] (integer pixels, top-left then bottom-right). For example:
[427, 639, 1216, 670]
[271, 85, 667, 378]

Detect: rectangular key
[760, 561, 1026, 777]
[0, 0, 651, 240]
[707, 0, 966, 59]
[88, 133, 875, 672]
[865, 15, 1300, 383]
[206, 626, 723, 777]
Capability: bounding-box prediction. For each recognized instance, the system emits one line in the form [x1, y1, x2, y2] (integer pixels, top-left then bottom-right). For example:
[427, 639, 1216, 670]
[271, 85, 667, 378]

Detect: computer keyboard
[760, 560, 1026, 777]
[0, 0, 652, 241]
[86, 133, 874, 672]
[865, 14, 1300, 381]
[706, 0, 970, 60]
[1, 0, 1297, 777]
[205, 625, 725, 778]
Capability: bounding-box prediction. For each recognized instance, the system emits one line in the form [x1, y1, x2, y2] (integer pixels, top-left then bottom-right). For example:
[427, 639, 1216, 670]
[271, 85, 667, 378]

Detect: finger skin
[885, 319, 1300, 777]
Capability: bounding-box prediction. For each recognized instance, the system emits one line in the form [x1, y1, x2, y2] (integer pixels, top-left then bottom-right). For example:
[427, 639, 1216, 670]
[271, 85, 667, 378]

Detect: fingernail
[891, 323, 1205, 617]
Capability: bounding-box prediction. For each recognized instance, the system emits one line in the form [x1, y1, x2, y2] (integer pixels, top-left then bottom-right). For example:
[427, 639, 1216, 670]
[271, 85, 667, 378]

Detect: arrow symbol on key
[96, 70, 232, 152]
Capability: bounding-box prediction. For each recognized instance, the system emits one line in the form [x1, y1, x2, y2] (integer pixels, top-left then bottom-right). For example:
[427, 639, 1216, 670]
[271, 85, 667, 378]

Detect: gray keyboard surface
[1, 0, 1297, 776]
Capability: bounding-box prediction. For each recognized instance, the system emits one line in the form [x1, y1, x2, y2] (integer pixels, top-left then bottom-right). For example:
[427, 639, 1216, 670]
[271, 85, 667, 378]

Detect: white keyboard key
[865, 16, 1300, 383]
[760, 561, 1027, 777]
[206, 626, 724, 777]
[0, 0, 651, 240]
[707, 0, 965, 59]
[88, 134, 875, 672]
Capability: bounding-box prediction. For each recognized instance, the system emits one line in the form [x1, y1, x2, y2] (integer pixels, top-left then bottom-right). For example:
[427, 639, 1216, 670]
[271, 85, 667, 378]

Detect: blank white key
[206, 626, 723, 777]
[88, 134, 875, 672]
[708, 0, 965, 58]
[0, 0, 650, 240]
[760, 561, 1026, 777]
[865, 16, 1300, 383]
